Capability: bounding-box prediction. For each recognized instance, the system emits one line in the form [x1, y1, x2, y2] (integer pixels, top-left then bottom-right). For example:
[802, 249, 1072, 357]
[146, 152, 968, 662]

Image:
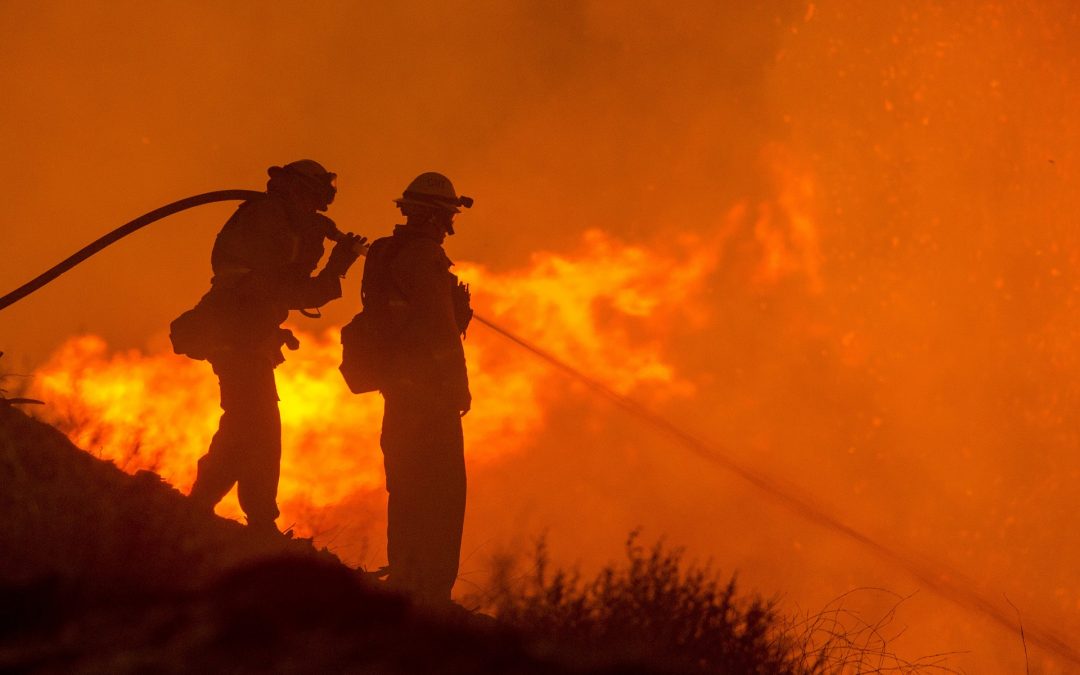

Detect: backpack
[339, 310, 381, 393]
[339, 238, 403, 394]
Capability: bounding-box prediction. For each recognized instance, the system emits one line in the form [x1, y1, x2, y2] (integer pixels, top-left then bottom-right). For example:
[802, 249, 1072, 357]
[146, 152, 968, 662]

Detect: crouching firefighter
[340, 172, 474, 602]
[171, 159, 366, 534]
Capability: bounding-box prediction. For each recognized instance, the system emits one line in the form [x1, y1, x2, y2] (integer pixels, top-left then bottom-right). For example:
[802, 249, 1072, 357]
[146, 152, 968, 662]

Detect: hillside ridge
[0, 405, 629, 674]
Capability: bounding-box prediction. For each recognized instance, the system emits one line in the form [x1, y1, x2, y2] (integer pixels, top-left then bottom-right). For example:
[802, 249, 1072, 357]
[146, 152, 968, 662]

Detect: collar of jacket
[392, 223, 445, 244]
[391, 224, 454, 267]
[262, 191, 315, 234]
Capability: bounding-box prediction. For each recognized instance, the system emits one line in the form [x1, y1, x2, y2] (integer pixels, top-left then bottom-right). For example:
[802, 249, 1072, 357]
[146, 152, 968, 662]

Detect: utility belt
[170, 285, 295, 366]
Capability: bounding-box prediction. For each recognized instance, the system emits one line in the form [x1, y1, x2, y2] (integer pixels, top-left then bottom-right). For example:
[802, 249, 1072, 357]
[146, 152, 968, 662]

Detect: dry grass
[473, 531, 960, 674]
[0, 399, 962, 673]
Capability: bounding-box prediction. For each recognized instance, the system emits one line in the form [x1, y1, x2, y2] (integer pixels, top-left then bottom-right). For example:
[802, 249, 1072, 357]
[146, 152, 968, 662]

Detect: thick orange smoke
[8, 2, 1080, 671]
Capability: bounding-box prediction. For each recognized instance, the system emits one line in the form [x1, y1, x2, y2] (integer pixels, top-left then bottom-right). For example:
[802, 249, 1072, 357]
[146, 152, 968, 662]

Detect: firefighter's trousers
[189, 356, 281, 527]
[381, 391, 466, 603]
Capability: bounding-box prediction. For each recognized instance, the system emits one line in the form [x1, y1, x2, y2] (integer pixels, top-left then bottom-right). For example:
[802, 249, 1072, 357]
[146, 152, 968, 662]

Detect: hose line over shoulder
[0, 190, 265, 312]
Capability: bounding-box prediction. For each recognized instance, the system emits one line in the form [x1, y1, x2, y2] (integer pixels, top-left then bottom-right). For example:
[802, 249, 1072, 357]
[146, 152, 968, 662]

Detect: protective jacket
[362, 224, 471, 601]
[172, 193, 343, 365]
[183, 192, 347, 530]
[361, 225, 470, 406]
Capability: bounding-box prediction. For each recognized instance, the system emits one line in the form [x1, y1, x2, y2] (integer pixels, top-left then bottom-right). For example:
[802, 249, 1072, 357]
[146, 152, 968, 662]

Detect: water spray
[473, 314, 1080, 667]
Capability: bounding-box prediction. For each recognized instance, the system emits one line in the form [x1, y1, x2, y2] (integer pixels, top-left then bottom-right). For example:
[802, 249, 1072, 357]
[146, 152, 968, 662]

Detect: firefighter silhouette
[171, 160, 365, 533]
[349, 172, 473, 602]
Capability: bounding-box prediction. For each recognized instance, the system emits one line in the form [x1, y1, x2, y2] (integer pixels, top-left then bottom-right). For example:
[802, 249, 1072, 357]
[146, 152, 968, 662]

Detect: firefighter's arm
[284, 267, 342, 309]
[219, 200, 295, 274]
[283, 225, 366, 309]
[323, 232, 366, 277]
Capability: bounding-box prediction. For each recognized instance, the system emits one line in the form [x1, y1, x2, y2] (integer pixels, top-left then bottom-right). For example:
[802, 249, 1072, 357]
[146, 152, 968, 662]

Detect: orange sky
[4, 2, 1080, 671]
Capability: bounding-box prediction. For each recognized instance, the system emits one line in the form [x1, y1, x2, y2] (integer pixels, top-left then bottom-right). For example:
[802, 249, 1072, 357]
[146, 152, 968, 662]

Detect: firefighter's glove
[452, 281, 473, 335]
[325, 234, 366, 278]
[459, 392, 471, 417]
[279, 328, 300, 351]
[452, 380, 471, 417]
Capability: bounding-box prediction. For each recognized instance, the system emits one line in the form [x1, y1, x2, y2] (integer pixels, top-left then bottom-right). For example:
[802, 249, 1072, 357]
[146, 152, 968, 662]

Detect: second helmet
[394, 172, 473, 214]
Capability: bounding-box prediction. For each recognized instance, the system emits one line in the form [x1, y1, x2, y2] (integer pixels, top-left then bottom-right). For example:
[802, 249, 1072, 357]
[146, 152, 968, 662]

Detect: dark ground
[0, 403, 668, 674]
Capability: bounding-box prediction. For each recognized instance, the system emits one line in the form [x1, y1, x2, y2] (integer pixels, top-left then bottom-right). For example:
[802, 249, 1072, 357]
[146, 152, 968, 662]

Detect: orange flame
[31, 166, 820, 552]
[7, 4, 1080, 669]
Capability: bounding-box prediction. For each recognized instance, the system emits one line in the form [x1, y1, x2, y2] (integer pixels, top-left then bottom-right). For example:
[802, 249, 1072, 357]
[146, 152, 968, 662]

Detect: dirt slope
[0, 405, 652, 674]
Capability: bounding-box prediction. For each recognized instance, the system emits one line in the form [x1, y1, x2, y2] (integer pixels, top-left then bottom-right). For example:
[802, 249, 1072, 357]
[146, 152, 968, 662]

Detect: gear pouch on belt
[169, 290, 235, 361]
[339, 310, 383, 394]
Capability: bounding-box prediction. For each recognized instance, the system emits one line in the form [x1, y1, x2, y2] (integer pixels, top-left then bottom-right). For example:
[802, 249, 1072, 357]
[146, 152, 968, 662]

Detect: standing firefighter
[342, 172, 473, 602]
[171, 159, 365, 534]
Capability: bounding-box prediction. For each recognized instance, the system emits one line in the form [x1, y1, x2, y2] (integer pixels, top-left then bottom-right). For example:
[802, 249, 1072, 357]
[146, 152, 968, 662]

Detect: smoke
[6, 1, 1080, 671]
[0, 1, 797, 361]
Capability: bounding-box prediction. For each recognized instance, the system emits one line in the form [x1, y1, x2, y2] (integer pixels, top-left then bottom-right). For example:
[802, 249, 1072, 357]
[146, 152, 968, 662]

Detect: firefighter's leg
[189, 415, 239, 513]
[381, 395, 466, 602]
[236, 400, 282, 529]
[385, 480, 421, 593]
[382, 395, 418, 594]
[419, 408, 466, 601]
[189, 359, 250, 512]
[230, 362, 282, 529]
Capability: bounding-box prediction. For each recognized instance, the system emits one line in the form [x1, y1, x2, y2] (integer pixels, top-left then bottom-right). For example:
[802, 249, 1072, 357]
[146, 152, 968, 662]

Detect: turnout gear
[178, 163, 358, 528]
[347, 184, 473, 602]
[341, 226, 471, 406]
[381, 390, 466, 601]
[189, 356, 282, 527]
[171, 192, 357, 364]
[324, 233, 365, 278]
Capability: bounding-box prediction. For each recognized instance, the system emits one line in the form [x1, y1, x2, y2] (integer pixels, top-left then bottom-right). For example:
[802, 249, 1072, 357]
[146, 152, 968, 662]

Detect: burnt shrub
[484, 532, 799, 674]
[480, 532, 953, 675]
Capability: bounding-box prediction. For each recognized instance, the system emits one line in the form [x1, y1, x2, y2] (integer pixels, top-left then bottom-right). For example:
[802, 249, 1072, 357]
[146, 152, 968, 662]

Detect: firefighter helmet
[394, 172, 473, 214]
[267, 159, 337, 211]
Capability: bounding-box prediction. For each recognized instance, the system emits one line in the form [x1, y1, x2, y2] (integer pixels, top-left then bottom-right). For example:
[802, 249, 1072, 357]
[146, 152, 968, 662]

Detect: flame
[754, 146, 824, 292]
[7, 4, 1080, 669]
[30, 166, 819, 549]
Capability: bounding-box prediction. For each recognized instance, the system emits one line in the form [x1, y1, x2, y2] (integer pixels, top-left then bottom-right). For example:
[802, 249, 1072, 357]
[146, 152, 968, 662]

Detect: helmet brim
[393, 197, 460, 214]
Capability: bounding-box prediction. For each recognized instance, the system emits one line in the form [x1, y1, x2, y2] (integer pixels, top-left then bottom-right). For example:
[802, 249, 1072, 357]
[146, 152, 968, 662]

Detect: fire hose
[1, 193, 1078, 664]
[474, 315, 1080, 665]
[0, 189, 363, 313]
